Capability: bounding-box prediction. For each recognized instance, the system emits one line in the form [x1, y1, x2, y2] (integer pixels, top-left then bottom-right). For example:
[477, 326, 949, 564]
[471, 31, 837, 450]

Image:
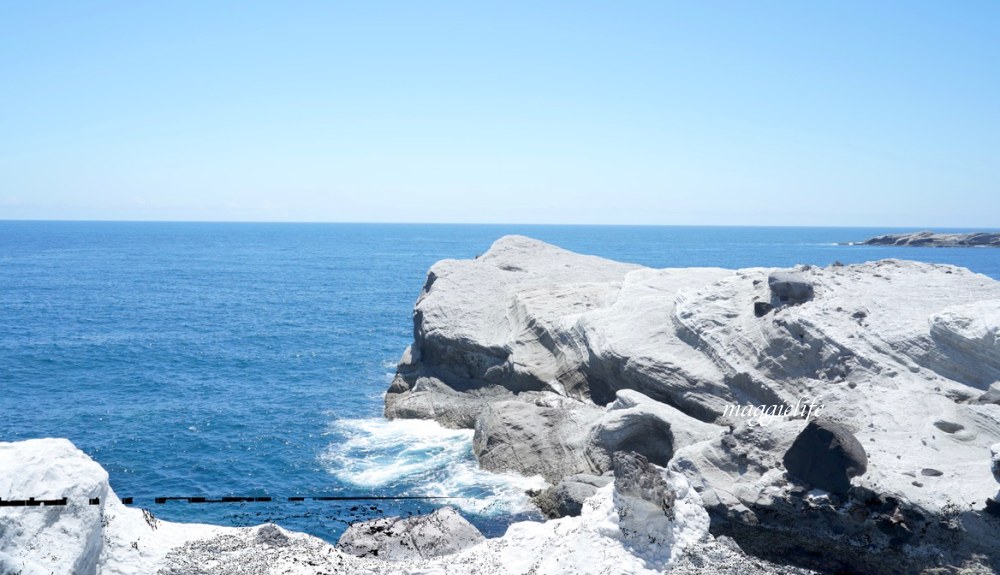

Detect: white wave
[319, 417, 546, 516]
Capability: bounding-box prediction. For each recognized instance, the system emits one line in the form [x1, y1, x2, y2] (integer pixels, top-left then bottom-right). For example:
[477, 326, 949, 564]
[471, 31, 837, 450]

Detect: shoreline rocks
[4, 437, 796, 575]
[856, 231, 1000, 247]
[336, 507, 484, 560]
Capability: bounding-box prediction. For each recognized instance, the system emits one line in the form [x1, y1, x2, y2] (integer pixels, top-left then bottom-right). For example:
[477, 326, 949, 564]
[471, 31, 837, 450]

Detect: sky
[1, 1, 998, 226]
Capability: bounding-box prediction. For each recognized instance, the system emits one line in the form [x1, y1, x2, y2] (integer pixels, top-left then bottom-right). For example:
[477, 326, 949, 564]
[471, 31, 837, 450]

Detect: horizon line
[0, 218, 996, 231]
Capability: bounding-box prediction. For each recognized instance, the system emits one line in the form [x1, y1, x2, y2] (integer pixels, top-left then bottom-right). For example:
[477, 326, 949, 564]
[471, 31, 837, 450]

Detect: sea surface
[2, 222, 998, 542]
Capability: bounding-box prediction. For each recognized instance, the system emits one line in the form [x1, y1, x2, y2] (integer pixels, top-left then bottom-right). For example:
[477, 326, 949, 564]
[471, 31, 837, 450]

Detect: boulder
[608, 451, 713, 563]
[335, 507, 484, 561]
[612, 452, 676, 518]
[534, 473, 612, 518]
[782, 419, 867, 494]
[0, 439, 226, 575]
[767, 271, 814, 305]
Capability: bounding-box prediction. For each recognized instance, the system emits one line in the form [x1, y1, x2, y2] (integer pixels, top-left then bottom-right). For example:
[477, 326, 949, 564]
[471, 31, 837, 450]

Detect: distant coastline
[848, 230, 1000, 247]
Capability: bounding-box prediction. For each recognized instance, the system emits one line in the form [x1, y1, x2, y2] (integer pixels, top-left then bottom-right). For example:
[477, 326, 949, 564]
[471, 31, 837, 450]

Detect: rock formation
[781, 418, 868, 494]
[3, 437, 801, 574]
[534, 473, 612, 518]
[0, 438, 229, 575]
[858, 231, 1000, 247]
[336, 506, 484, 560]
[385, 235, 1000, 573]
[7, 235, 1000, 574]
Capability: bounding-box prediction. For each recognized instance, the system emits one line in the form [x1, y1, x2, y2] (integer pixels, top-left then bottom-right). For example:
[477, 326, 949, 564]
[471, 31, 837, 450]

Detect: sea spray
[319, 417, 547, 517]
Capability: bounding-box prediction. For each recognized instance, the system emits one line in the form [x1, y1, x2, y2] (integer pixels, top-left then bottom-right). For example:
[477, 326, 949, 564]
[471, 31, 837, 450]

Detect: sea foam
[319, 417, 547, 516]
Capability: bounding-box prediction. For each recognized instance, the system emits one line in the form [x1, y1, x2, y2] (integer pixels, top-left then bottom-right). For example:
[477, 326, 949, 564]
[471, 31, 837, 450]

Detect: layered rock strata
[386, 235, 1000, 573]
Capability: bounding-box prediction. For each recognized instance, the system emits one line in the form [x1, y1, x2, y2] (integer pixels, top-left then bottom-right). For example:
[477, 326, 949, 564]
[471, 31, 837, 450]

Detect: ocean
[2, 221, 998, 543]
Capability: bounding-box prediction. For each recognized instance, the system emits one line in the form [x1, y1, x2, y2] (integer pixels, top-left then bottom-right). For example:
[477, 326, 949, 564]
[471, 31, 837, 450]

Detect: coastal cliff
[387, 235, 1000, 573]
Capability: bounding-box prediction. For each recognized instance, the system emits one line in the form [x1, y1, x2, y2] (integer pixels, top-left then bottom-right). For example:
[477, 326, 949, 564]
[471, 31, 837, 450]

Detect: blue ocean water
[2, 222, 998, 542]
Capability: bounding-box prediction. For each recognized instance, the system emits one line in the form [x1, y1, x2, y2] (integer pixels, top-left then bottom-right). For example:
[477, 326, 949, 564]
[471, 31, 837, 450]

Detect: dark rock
[986, 498, 1000, 517]
[782, 419, 867, 494]
[768, 272, 814, 305]
[336, 507, 484, 561]
[255, 524, 290, 547]
[612, 452, 675, 518]
[860, 231, 1000, 248]
[534, 473, 612, 518]
[754, 301, 774, 317]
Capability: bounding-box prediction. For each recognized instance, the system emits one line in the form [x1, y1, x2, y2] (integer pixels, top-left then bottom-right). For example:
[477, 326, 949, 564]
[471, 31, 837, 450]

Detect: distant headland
[850, 231, 1000, 247]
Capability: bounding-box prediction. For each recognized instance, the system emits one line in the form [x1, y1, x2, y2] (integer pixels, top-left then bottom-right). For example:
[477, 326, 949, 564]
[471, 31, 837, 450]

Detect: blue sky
[1, 1, 997, 226]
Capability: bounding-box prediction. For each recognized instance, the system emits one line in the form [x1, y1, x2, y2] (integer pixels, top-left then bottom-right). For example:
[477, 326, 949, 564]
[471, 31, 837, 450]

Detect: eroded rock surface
[386, 235, 1000, 574]
[335, 507, 484, 561]
[782, 418, 867, 494]
[534, 473, 612, 518]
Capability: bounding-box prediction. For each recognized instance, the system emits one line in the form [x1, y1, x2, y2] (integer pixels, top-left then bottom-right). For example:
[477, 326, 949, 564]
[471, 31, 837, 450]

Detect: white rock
[585, 389, 723, 472]
[394, 239, 1000, 519]
[2, 438, 730, 574]
[387, 237, 1000, 572]
[0, 438, 226, 575]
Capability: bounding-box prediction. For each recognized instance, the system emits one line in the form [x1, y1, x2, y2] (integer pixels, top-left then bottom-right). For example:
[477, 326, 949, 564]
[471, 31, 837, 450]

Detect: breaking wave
[319, 417, 547, 516]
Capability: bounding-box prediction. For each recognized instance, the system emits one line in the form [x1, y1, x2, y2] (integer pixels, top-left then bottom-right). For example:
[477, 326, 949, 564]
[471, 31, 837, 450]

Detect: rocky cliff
[387, 235, 1000, 573]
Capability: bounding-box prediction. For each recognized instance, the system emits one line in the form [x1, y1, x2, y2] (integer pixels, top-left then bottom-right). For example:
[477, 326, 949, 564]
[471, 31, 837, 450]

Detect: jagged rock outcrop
[860, 231, 1000, 247]
[387, 235, 1000, 574]
[335, 507, 484, 560]
[496, 453, 712, 574]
